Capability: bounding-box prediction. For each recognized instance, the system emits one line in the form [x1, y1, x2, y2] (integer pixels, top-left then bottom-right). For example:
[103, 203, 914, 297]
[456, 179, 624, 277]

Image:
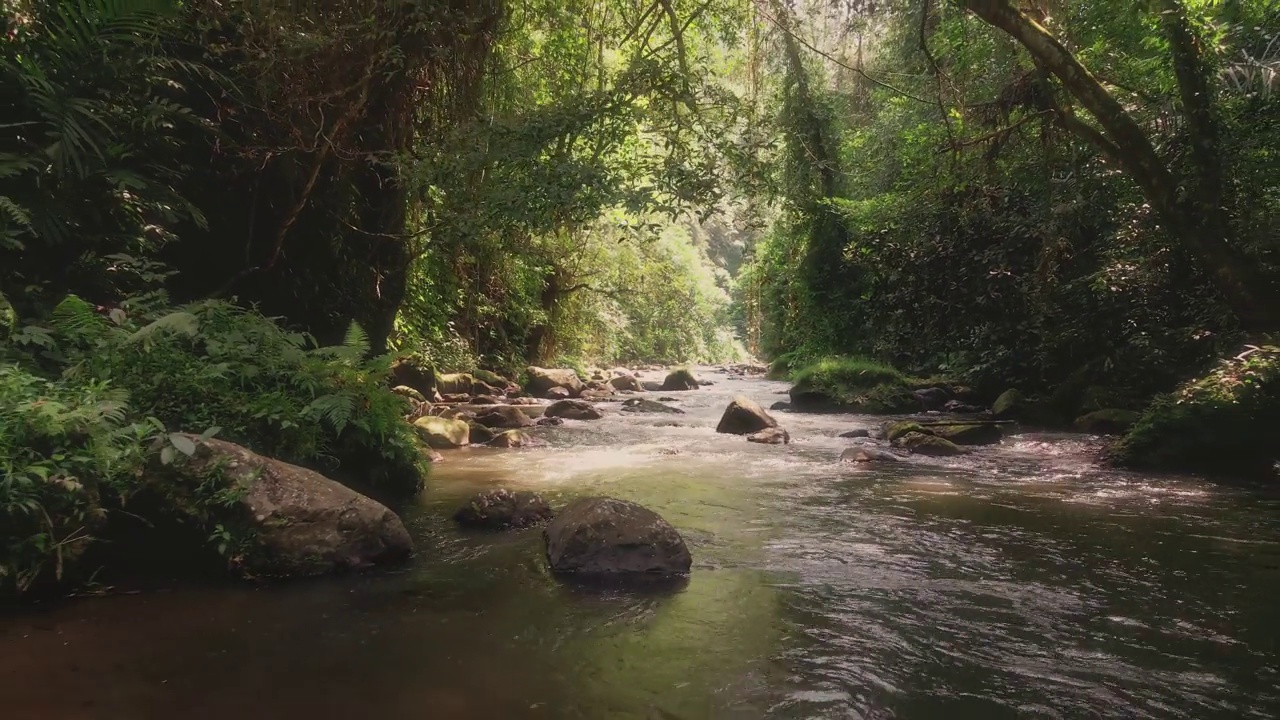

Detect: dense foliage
[4, 0, 1279, 597]
[741, 0, 1280, 408]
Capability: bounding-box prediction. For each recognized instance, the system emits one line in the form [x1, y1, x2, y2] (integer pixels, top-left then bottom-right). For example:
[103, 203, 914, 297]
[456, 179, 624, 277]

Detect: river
[2, 367, 1278, 719]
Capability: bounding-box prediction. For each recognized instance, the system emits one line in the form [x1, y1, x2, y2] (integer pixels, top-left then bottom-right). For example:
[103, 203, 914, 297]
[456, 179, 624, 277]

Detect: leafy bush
[1, 295, 428, 598]
[1110, 345, 1280, 478]
[788, 356, 918, 413]
[0, 364, 154, 595]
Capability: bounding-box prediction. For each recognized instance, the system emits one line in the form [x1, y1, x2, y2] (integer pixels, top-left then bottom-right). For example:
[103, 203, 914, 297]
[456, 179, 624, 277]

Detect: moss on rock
[1110, 345, 1280, 478]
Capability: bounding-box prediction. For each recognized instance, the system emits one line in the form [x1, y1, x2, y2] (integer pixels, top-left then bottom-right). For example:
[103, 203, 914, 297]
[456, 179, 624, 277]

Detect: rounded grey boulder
[543, 497, 691, 575]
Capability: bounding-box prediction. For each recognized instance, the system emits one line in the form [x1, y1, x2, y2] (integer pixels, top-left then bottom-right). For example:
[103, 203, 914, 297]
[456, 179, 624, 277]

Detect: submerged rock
[525, 366, 585, 398]
[162, 437, 412, 577]
[660, 368, 700, 391]
[747, 427, 790, 445]
[454, 489, 554, 530]
[621, 398, 685, 414]
[543, 497, 691, 575]
[545, 399, 603, 420]
[413, 416, 470, 449]
[769, 401, 792, 411]
[934, 423, 1003, 446]
[840, 445, 901, 463]
[536, 416, 565, 427]
[715, 395, 778, 435]
[838, 428, 871, 439]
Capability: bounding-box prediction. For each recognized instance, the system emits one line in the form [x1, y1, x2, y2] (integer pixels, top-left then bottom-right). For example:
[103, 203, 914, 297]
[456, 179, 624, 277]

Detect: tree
[961, 0, 1278, 332]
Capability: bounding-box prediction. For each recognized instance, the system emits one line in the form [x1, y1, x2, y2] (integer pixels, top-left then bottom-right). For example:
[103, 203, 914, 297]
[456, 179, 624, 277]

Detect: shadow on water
[2, 366, 1279, 719]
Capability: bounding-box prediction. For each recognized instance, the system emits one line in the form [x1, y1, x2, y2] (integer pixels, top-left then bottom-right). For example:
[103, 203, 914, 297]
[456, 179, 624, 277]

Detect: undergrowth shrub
[1, 295, 427, 598]
[788, 356, 917, 413]
[1110, 344, 1280, 478]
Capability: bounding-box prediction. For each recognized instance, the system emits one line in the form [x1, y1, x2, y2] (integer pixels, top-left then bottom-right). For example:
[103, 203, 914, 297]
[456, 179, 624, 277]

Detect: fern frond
[305, 393, 355, 435]
[343, 322, 370, 356]
[126, 310, 199, 344]
[50, 295, 106, 343]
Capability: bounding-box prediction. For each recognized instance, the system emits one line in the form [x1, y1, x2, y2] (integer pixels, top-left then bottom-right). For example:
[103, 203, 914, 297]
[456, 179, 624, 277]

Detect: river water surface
[2, 368, 1279, 719]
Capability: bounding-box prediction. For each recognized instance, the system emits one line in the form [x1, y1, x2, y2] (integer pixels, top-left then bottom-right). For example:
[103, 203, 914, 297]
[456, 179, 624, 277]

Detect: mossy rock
[991, 389, 1025, 420]
[413, 416, 470, 449]
[472, 369, 508, 388]
[884, 421, 926, 443]
[893, 431, 967, 457]
[1074, 409, 1140, 436]
[1110, 345, 1280, 478]
[933, 424, 1003, 446]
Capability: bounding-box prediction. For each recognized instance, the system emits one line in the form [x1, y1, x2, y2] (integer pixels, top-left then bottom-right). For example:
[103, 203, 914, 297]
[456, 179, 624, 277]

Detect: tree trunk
[962, 0, 1278, 332]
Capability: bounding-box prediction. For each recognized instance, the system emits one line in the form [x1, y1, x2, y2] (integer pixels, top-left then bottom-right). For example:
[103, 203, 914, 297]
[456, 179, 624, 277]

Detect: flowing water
[3, 368, 1279, 719]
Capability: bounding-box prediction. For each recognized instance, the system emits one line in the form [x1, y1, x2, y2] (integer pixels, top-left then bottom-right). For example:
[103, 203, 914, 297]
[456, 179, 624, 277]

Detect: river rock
[609, 374, 644, 392]
[454, 489, 554, 530]
[942, 399, 985, 414]
[162, 437, 412, 577]
[991, 388, 1026, 420]
[537, 416, 565, 426]
[641, 380, 663, 391]
[489, 430, 543, 448]
[893, 431, 967, 456]
[390, 358, 437, 400]
[508, 396, 542, 405]
[468, 422, 497, 444]
[469, 395, 500, 405]
[413, 416, 470, 449]
[474, 406, 534, 429]
[545, 386, 572, 400]
[546, 399, 603, 420]
[621, 398, 685, 414]
[747, 427, 790, 445]
[840, 445, 900, 463]
[769, 401, 792, 411]
[543, 497, 692, 575]
[437, 372, 478, 396]
[660, 369, 700, 391]
[715, 395, 778, 435]
[525, 366, 585, 398]
[838, 428, 871, 439]
[935, 423, 1003, 445]
[914, 387, 950, 411]
[1075, 408, 1140, 435]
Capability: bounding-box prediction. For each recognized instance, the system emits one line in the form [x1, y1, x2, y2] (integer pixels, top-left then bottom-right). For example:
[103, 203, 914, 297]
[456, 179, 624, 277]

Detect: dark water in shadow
[2, 369, 1278, 719]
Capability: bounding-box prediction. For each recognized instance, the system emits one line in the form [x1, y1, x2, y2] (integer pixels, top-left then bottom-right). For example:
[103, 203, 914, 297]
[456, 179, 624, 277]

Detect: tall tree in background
[961, 0, 1278, 332]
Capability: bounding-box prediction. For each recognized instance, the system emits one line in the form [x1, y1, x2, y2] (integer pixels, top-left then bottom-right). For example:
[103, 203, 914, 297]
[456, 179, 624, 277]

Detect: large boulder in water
[991, 389, 1026, 420]
[525, 366, 585, 399]
[715, 395, 778, 435]
[454, 489, 554, 530]
[161, 436, 412, 577]
[468, 422, 497, 444]
[413, 416, 470, 449]
[660, 368, 700, 391]
[474, 405, 534, 429]
[545, 399, 603, 420]
[543, 497, 691, 575]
